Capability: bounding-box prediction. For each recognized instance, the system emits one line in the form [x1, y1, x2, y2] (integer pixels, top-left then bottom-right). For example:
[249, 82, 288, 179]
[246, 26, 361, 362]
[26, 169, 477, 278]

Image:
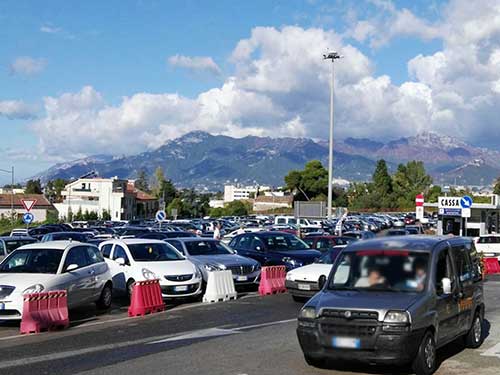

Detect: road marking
[481, 342, 500, 359]
[0, 318, 296, 368]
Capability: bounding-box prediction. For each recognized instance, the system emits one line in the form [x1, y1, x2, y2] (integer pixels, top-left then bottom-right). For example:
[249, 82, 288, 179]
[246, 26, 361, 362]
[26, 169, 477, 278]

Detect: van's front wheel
[412, 331, 436, 375]
[464, 311, 484, 348]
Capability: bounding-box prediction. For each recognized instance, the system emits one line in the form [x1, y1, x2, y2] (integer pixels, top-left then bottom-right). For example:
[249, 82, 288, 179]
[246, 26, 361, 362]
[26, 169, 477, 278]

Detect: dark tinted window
[64, 246, 91, 271]
[452, 245, 473, 283]
[113, 245, 130, 264]
[0, 249, 63, 274]
[127, 243, 183, 261]
[166, 240, 184, 254]
[101, 244, 113, 258]
[184, 241, 233, 256]
[86, 246, 104, 264]
[435, 248, 453, 295]
[5, 239, 37, 253]
[236, 235, 252, 250]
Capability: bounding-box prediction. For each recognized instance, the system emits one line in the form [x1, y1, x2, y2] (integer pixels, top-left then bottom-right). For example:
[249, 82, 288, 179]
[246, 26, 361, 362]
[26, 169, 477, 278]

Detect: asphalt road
[1, 279, 500, 375]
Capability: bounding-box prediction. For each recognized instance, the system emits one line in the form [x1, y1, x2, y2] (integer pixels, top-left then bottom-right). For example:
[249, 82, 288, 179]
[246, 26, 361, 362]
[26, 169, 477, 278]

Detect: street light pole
[323, 51, 342, 220]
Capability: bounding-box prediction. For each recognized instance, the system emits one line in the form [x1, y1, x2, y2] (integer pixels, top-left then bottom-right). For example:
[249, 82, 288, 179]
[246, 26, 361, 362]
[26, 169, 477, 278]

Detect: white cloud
[0, 100, 37, 119]
[40, 25, 62, 34]
[168, 55, 221, 75]
[9, 57, 47, 76]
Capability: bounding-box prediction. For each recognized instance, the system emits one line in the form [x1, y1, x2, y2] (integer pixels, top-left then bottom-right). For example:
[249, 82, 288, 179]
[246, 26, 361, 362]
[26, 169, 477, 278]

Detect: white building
[0, 194, 55, 222]
[223, 184, 271, 203]
[54, 178, 136, 221]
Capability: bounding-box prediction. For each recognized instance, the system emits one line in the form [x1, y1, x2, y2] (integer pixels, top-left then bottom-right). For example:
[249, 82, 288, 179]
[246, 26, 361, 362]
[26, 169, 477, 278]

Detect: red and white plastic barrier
[258, 266, 286, 296]
[20, 290, 69, 334]
[128, 279, 165, 317]
[484, 257, 500, 274]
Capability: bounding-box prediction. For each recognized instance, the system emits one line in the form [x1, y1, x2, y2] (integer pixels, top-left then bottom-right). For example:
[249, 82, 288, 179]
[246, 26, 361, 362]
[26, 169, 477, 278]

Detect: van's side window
[467, 242, 482, 281]
[452, 245, 472, 284]
[435, 249, 453, 295]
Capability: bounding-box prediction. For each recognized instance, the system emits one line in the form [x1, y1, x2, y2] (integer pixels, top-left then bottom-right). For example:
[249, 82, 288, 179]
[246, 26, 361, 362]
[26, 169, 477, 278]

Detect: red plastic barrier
[484, 257, 500, 274]
[259, 266, 287, 296]
[20, 290, 69, 334]
[128, 279, 165, 317]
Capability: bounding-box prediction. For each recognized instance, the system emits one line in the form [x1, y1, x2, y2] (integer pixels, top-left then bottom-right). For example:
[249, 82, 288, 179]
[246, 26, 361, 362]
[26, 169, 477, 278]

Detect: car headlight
[384, 310, 409, 324]
[23, 284, 45, 294]
[282, 257, 301, 266]
[204, 263, 221, 271]
[141, 268, 157, 280]
[299, 306, 317, 319]
[286, 271, 293, 280]
[194, 267, 202, 279]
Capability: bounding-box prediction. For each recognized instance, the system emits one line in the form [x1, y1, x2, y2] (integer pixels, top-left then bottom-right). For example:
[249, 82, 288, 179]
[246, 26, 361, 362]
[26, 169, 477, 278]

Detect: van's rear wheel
[464, 311, 484, 348]
[412, 331, 436, 375]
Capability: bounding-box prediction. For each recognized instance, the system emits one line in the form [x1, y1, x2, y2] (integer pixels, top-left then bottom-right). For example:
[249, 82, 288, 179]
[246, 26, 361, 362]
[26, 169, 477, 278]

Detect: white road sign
[438, 197, 462, 209]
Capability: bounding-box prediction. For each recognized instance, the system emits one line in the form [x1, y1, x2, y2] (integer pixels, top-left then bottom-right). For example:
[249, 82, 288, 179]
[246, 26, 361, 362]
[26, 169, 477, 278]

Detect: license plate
[332, 337, 360, 349]
[174, 285, 188, 292]
[298, 283, 311, 291]
[236, 276, 248, 281]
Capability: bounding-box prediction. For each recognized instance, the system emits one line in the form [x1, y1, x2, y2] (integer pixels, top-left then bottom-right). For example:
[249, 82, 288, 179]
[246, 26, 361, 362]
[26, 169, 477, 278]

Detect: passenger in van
[355, 267, 387, 287]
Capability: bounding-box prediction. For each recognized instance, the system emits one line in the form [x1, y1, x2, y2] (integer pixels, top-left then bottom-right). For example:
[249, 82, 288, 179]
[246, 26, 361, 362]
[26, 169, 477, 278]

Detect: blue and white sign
[439, 208, 462, 216]
[155, 210, 166, 222]
[460, 195, 473, 209]
[23, 212, 34, 224]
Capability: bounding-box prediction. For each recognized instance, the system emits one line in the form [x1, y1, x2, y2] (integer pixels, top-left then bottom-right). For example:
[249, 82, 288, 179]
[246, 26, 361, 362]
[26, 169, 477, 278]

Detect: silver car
[165, 238, 261, 286]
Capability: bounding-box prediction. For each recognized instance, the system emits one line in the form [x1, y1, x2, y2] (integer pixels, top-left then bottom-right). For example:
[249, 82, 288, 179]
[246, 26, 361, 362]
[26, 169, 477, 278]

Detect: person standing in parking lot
[213, 222, 221, 240]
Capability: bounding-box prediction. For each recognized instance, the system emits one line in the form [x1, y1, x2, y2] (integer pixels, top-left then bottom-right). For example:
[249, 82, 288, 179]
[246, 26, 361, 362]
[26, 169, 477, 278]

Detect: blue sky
[1, 0, 499, 184]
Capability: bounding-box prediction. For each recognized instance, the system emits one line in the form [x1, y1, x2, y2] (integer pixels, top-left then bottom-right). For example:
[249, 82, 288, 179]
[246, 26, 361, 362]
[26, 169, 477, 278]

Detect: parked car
[475, 234, 500, 260]
[0, 241, 113, 320]
[137, 231, 197, 240]
[302, 236, 354, 252]
[99, 239, 202, 299]
[229, 232, 321, 270]
[286, 248, 344, 302]
[386, 229, 410, 236]
[41, 231, 91, 243]
[9, 228, 29, 237]
[297, 236, 484, 375]
[165, 238, 260, 286]
[0, 236, 38, 261]
[406, 225, 425, 235]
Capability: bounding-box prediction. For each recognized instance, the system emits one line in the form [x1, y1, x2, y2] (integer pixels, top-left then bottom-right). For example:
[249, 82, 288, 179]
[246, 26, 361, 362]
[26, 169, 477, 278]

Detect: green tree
[167, 198, 185, 218]
[392, 161, 433, 209]
[494, 177, 500, 195]
[135, 169, 150, 192]
[74, 207, 83, 221]
[284, 160, 328, 201]
[224, 200, 250, 216]
[209, 207, 225, 217]
[101, 209, 111, 220]
[25, 179, 43, 194]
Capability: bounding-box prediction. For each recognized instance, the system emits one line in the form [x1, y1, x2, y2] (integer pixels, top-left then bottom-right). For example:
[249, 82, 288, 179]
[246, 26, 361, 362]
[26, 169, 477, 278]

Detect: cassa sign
[438, 197, 461, 209]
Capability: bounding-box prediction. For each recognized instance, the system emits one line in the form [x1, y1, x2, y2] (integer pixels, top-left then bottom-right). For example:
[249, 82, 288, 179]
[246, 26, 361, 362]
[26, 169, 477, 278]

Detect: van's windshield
[329, 250, 429, 293]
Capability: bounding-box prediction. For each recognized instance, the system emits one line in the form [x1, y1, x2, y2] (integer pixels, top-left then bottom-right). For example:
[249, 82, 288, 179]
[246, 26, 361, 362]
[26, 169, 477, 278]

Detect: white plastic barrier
[202, 270, 237, 303]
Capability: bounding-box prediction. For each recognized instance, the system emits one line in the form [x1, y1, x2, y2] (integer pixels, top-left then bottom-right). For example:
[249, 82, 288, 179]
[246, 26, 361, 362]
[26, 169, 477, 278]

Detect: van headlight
[299, 307, 317, 319]
[141, 268, 157, 280]
[384, 310, 409, 323]
[23, 284, 45, 294]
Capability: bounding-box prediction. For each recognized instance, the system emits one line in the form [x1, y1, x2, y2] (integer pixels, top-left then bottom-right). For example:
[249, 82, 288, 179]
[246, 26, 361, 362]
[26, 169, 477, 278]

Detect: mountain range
[33, 131, 500, 189]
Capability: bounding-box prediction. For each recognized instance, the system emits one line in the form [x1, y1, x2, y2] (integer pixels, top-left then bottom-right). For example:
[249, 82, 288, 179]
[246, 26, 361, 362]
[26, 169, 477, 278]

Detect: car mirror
[115, 257, 126, 266]
[442, 277, 452, 295]
[66, 264, 78, 272]
[318, 275, 327, 289]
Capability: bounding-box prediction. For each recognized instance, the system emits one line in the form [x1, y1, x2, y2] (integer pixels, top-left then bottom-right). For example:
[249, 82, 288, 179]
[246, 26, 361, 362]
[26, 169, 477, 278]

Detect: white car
[285, 248, 345, 302]
[475, 234, 500, 260]
[10, 229, 29, 237]
[0, 241, 113, 320]
[99, 239, 203, 299]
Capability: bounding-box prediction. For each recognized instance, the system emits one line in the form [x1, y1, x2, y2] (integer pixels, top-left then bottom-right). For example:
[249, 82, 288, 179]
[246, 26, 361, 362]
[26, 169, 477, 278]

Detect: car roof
[171, 237, 218, 242]
[344, 235, 469, 253]
[16, 240, 87, 250]
[0, 236, 37, 240]
[104, 238, 167, 245]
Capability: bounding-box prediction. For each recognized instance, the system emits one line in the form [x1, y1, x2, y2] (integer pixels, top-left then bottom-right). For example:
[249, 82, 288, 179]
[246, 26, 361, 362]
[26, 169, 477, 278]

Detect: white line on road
[481, 342, 500, 359]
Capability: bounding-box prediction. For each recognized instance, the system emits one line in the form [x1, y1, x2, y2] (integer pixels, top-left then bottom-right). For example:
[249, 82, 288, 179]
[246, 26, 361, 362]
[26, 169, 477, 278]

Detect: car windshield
[315, 250, 341, 265]
[53, 233, 88, 241]
[127, 243, 183, 261]
[329, 250, 429, 293]
[0, 249, 63, 274]
[262, 235, 309, 251]
[184, 241, 233, 256]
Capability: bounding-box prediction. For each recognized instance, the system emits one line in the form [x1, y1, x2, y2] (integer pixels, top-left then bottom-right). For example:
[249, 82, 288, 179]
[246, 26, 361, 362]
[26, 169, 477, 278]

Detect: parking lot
[0, 276, 499, 375]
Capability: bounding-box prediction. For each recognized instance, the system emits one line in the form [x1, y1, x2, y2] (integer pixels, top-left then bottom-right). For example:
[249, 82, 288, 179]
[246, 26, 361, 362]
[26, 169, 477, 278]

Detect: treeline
[285, 159, 441, 211]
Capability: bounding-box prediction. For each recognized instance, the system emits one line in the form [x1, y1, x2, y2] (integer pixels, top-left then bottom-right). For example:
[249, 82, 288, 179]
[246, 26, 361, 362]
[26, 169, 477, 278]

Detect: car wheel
[96, 283, 112, 310]
[464, 311, 484, 348]
[412, 331, 437, 375]
[127, 279, 135, 299]
[304, 355, 325, 368]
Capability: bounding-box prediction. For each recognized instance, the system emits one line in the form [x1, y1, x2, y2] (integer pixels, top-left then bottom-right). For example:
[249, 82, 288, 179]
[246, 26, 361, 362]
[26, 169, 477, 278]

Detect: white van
[274, 216, 297, 225]
[475, 234, 500, 260]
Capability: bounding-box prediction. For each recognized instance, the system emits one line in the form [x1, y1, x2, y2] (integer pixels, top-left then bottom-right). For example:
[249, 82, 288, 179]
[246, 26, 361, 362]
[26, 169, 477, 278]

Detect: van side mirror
[442, 277, 452, 295]
[318, 275, 327, 289]
[66, 264, 78, 272]
[115, 257, 126, 266]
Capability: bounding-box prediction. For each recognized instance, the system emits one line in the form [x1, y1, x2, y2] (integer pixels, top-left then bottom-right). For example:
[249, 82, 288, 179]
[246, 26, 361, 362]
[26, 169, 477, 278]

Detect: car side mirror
[66, 264, 79, 272]
[115, 257, 126, 266]
[442, 277, 452, 295]
[318, 275, 327, 289]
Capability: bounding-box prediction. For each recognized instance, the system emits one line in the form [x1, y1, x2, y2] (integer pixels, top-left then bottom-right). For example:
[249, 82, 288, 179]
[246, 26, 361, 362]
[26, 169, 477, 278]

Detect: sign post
[460, 195, 473, 236]
[155, 210, 166, 230]
[21, 199, 37, 229]
[415, 194, 424, 221]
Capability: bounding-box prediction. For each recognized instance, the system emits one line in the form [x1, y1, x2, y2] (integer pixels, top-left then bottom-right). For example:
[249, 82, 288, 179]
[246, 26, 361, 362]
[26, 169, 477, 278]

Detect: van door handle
[89, 269, 96, 275]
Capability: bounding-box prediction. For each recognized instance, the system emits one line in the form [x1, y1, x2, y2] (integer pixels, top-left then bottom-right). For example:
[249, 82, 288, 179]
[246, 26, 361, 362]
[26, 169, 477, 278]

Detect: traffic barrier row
[20, 290, 69, 334]
[203, 270, 237, 303]
[128, 279, 165, 317]
[259, 266, 286, 296]
[484, 257, 500, 275]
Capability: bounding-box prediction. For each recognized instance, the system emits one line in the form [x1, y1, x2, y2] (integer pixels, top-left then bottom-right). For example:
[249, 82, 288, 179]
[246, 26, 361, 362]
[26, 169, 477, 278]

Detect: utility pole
[323, 51, 342, 220]
[0, 166, 15, 224]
